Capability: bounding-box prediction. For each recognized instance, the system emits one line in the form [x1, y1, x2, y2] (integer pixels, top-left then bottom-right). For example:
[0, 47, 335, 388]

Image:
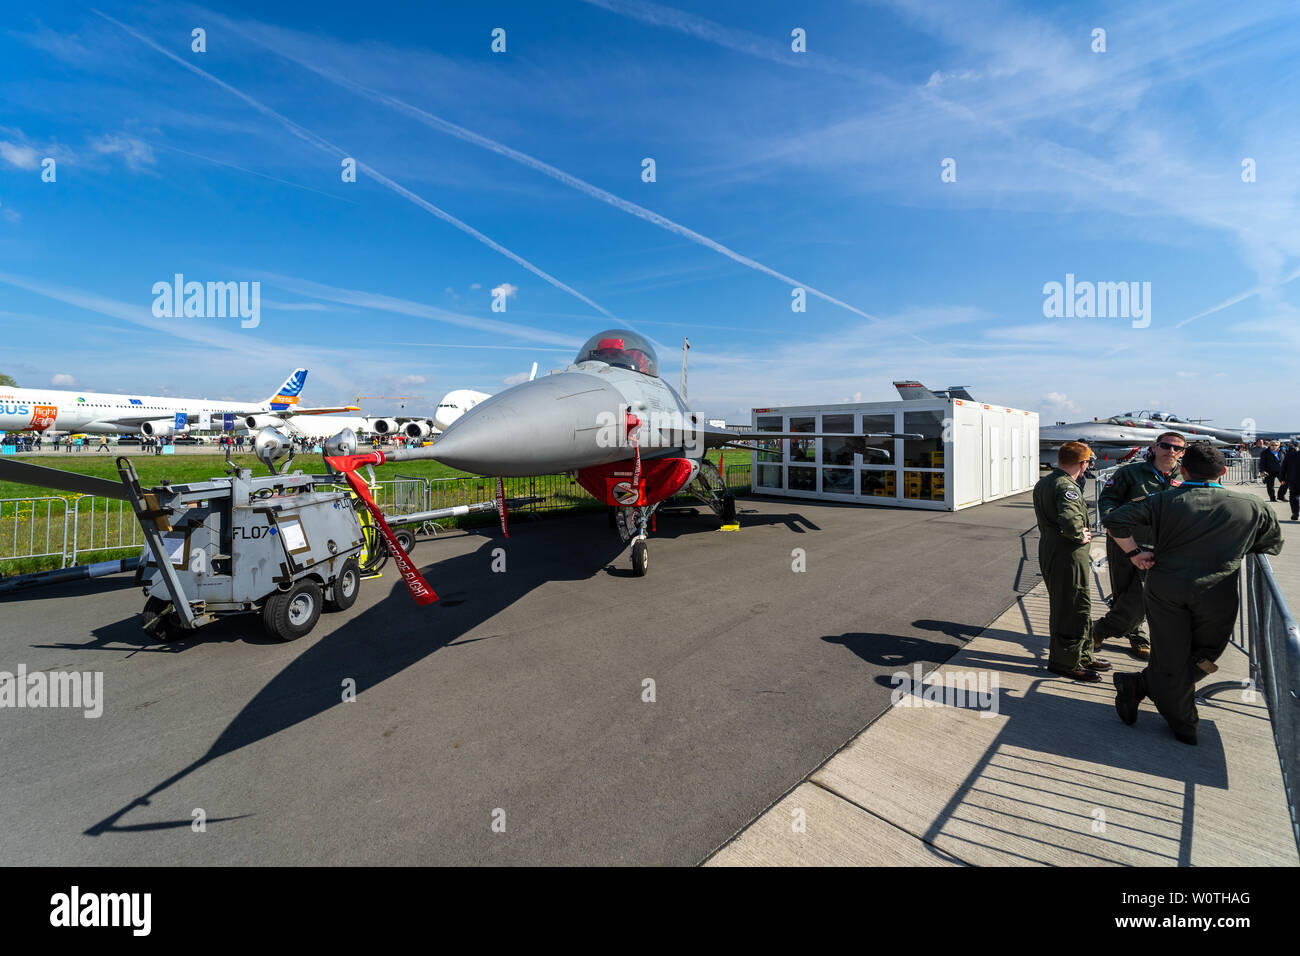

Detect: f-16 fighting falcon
[323, 329, 919, 593]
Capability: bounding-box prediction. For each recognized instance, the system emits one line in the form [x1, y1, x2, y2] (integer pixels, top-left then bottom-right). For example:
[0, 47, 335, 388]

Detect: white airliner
[430, 363, 536, 432]
[232, 363, 537, 441]
[0, 369, 356, 437]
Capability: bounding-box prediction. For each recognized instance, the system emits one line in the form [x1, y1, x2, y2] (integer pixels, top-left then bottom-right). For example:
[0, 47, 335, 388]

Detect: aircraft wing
[275, 405, 363, 417]
[700, 424, 922, 458]
[0, 458, 131, 500]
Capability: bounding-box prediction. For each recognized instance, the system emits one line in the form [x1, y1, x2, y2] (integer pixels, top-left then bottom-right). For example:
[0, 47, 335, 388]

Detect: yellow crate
[929, 450, 945, 467]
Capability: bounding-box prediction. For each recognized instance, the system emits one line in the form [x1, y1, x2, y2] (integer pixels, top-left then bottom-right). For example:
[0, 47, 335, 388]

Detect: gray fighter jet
[893, 381, 1231, 465]
[336, 329, 917, 578]
[1100, 410, 1296, 445]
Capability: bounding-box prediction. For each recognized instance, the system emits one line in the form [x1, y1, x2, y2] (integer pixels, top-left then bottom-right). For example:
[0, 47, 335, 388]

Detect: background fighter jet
[330, 329, 917, 582]
[894, 381, 1232, 465]
[1101, 410, 1297, 445]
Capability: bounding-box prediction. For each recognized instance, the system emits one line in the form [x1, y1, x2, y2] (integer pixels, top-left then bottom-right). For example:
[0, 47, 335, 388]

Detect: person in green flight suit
[1034, 441, 1110, 682]
[1105, 442, 1283, 745]
[1092, 431, 1189, 660]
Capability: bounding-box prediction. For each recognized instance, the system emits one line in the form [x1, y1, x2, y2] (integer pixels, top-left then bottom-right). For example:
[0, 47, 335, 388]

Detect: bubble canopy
[575, 329, 659, 377]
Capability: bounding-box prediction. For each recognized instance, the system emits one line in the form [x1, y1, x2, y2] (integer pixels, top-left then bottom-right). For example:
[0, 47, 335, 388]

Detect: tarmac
[0, 491, 1042, 865]
[3, 478, 1295, 866]
[708, 481, 1299, 866]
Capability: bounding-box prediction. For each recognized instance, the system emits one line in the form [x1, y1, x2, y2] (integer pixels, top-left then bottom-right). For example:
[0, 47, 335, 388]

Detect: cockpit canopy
[1116, 410, 1184, 423]
[575, 329, 659, 377]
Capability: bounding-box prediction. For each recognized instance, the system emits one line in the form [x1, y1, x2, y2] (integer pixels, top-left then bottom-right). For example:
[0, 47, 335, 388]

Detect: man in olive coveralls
[1105, 443, 1282, 744]
[1092, 432, 1188, 660]
[1034, 441, 1110, 682]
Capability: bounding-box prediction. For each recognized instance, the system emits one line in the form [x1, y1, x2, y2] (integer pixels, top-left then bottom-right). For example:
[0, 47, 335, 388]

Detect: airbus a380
[0, 369, 356, 437]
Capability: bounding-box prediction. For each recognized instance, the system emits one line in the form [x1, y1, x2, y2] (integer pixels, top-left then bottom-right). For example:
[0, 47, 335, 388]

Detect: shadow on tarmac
[825, 613, 1229, 866]
[77, 503, 841, 836]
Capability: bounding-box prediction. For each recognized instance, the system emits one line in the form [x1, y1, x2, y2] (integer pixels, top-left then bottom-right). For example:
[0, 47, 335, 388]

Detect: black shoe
[1048, 665, 1103, 683]
[1173, 729, 1198, 746]
[1113, 672, 1140, 725]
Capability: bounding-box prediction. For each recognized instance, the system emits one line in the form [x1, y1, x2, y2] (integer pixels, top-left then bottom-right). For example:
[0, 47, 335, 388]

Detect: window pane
[756, 415, 783, 463]
[823, 414, 853, 433]
[822, 467, 854, 494]
[823, 437, 855, 465]
[903, 411, 945, 469]
[861, 413, 895, 463]
[861, 469, 897, 497]
[902, 469, 945, 500]
[789, 465, 816, 491]
[757, 464, 782, 488]
[789, 417, 815, 462]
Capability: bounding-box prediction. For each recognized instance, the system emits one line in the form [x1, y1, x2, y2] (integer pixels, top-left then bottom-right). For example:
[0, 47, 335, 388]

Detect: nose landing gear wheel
[631, 538, 649, 576]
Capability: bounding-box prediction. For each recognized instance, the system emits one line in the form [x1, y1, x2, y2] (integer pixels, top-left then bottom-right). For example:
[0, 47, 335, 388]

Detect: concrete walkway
[708, 481, 1299, 867]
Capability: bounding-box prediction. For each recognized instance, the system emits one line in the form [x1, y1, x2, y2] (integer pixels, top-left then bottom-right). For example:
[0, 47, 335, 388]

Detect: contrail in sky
[93, 10, 616, 321]
[219, 13, 912, 336]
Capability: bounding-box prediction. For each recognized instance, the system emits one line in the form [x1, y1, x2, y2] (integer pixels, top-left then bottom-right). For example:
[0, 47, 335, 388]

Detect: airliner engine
[371, 418, 400, 436]
[243, 414, 286, 430]
[402, 420, 432, 440]
[140, 418, 176, 438]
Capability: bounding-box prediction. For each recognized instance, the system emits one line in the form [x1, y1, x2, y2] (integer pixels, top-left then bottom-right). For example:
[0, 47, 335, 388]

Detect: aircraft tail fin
[264, 368, 308, 411]
[946, 385, 976, 401]
[893, 380, 937, 401]
[529, 362, 538, 382]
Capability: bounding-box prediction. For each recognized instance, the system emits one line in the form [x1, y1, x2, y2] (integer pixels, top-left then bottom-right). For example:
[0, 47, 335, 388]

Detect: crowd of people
[1035, 437, 1282, 746]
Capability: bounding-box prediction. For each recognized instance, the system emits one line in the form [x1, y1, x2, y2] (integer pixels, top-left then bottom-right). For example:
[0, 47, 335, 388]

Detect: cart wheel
[324, 558, 361, 613]
[263, 579, 323, 641]
[631, 539, 649, 577]
[394, 529, 416, 553]
[141, 596, 186, 643]
[721, 494, 736, 525]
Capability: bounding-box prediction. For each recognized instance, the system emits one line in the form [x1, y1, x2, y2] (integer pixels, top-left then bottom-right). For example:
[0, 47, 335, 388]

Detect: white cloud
[502, 370, 532, 386]
[0, 141, 40, 170]
[91, 134, 156, 171]
[1040, 392, 1079, 413]
[469, 282, 481, 290]
[491, 282, 519, 300]
[51, 373, 76, 386]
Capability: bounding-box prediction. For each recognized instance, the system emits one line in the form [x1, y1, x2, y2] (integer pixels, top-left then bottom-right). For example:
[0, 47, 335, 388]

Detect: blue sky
[2, 0, 1299, 427]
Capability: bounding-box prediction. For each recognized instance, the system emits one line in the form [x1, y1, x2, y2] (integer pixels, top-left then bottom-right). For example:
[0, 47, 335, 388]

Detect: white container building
[749, 398, 1039, 511]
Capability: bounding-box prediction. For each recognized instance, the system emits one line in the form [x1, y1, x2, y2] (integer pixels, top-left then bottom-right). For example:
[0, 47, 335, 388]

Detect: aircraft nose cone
[430, 373, 628, 476]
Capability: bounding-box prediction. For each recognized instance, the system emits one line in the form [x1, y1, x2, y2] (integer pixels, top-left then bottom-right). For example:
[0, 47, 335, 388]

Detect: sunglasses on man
[1156, 441, 1186, 452]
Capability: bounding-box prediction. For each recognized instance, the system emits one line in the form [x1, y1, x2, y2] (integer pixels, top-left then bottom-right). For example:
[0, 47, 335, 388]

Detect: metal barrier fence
[0, 497, 69, 565]
[69, 494, 143, 565]
[2, 464, 755, 572]
[1224, 457, 1260, 485]
[1239, 554, 1300, 852]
